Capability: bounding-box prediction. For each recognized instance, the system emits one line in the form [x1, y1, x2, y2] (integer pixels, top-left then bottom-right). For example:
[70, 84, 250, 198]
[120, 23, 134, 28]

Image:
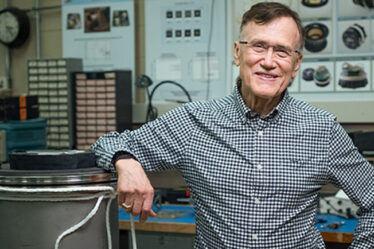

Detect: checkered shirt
[92, 86, 374, 249]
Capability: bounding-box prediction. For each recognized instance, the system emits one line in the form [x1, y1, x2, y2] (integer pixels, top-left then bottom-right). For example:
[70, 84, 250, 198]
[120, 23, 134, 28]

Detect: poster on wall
[62, 0, 135, 74]
[303, 20, 333, 55]
[335, 60, 371, 92]
[337, 0, 371, 17]
[298, 0, 332, 19]
[300, 61, 334, 92]
[338, 20, 370, 54]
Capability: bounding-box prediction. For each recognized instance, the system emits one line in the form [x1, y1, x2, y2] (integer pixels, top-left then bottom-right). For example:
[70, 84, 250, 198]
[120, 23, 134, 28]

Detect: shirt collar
[233, 79, 290, 121]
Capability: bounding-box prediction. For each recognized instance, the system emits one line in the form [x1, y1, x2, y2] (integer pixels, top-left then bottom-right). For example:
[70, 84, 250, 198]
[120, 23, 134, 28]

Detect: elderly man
[92, 2, 374, 248]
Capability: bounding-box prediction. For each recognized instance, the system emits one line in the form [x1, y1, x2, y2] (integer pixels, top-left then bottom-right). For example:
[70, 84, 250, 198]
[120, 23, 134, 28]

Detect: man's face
[234, 17, 302, 100]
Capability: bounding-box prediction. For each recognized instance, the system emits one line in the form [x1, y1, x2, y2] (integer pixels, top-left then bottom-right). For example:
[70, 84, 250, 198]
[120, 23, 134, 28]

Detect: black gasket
[302, 0, 328, 7]
[304, 23, 329, 53]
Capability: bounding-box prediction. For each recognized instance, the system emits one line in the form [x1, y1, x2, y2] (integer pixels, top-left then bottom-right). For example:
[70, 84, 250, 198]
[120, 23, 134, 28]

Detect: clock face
[0, 11, 19, 43]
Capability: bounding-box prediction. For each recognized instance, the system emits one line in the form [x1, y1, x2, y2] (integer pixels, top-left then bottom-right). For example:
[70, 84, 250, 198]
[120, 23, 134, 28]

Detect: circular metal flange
[0, 167, 117, 186]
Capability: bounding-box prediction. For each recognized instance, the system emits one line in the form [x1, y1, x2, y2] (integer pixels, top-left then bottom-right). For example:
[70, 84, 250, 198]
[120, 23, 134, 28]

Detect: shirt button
[252, 234, 258, 240]
[242, 117, 247, 122]
[258, 130, 263, 136]
[254, 198, 260, 204]
[257, 164, 262, 170]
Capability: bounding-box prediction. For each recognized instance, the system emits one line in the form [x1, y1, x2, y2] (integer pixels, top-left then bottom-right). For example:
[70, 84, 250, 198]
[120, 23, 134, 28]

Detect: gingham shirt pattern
[92, 86, 374, 249]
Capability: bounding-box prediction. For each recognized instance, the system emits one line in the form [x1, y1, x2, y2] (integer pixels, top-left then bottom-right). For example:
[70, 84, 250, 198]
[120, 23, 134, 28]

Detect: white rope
[54, 195, 105, 249]
[0, 185, 117, 249]
[106, 195, 116, 249]
[130, 214, 137, 249]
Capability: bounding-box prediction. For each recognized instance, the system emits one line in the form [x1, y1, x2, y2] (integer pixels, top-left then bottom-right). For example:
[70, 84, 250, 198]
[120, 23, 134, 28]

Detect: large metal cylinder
[0, 151, 119, 249]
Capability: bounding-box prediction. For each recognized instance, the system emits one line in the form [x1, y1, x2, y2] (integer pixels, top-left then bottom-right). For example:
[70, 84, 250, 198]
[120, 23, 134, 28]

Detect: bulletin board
[144, 0, 232, 102]
[61, 0, 135, 75]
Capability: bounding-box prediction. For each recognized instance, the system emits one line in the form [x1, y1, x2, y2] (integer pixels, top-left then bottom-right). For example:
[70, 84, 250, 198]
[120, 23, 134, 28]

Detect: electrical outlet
[0, 76, 8, 89]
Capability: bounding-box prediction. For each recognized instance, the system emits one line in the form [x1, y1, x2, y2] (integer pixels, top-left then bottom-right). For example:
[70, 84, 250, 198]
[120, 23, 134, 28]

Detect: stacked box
[0, 118, 47, 162]
[27, 58, 82, 149]
[73, 71, 132, 150]
[0, 96, 39, 121]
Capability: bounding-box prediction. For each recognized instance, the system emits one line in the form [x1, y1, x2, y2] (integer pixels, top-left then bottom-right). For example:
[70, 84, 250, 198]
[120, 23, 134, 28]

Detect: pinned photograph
[67, 13, 81, 30]
[84, 7, 110, 33]
[338, 0, 371, 17]
[113, 10, 129, 27]
[338, 63, 367, 89]
[303, 21, 332, 54]
[336, 60, 371, 91]
[338, 20, 370, 53]
[298, 0, 332, 18]
[300, 61, 334, 92]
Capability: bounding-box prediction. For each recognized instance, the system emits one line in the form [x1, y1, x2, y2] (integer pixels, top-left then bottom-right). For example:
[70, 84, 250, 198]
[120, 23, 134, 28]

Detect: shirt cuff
[111, 151, 136, 166]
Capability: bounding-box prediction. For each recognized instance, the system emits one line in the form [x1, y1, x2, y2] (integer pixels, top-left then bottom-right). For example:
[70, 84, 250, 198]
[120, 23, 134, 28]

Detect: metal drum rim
[0, 167, 117, 186]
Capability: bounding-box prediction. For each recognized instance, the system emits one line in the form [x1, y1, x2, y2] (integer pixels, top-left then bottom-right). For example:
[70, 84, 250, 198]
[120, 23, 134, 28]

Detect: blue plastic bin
[0, 118, 46, 162]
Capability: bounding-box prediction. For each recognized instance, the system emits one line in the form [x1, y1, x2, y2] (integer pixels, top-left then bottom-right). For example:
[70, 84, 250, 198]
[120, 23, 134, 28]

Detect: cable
[146, 80, 192, 122]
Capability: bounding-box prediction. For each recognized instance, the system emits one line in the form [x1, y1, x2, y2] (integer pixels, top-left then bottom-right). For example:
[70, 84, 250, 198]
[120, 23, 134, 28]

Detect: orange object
[19, 96, 26, 108]
[19, 108, 27, 120]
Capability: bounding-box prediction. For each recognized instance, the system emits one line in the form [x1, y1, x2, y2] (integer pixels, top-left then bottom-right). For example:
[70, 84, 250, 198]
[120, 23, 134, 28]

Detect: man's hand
[115, 158, 157, 223]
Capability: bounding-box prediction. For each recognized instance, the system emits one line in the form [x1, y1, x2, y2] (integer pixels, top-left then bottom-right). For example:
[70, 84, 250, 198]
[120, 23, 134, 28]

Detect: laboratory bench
[119, 205, 355, 249]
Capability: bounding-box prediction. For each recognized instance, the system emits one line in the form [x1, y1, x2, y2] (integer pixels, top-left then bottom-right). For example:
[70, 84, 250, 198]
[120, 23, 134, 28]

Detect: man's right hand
[115, 158, 157, 223]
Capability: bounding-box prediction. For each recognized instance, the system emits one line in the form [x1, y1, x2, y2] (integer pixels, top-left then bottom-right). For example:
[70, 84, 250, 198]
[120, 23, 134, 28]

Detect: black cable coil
[135, 75, 192, 122]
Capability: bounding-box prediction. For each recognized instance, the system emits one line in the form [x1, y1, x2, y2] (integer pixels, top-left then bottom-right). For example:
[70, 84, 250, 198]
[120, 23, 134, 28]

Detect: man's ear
[233, 41, 241, 66]
[292, 53, 303, 78]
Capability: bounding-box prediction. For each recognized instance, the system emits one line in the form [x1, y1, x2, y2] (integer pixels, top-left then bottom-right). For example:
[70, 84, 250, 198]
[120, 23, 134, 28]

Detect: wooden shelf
[119, 220, 352, 243]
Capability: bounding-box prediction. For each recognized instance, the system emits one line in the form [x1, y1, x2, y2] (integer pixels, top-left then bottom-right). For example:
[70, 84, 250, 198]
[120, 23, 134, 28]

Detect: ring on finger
[122, 203, 133, 212]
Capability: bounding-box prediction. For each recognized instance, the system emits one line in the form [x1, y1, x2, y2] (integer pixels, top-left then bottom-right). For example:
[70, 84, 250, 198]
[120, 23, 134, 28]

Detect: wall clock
[0, 7, 30, 48]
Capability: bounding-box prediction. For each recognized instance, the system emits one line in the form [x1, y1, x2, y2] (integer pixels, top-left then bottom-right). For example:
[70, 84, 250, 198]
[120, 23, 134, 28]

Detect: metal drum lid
[0, 167, 117, 186]
[0, 150, 117, 186]
[9, 150, 97, 170]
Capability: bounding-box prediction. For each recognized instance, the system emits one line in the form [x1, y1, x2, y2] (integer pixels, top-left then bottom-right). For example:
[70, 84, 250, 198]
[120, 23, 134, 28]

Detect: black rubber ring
[304, 23, 329, 53]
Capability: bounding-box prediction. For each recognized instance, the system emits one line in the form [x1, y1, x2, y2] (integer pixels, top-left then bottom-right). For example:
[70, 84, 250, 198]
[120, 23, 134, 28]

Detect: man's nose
[262, 47, 276, 68]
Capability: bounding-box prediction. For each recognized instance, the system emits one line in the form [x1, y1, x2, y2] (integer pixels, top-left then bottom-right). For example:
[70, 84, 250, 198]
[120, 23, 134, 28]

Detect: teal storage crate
[0, 118, 46, 162]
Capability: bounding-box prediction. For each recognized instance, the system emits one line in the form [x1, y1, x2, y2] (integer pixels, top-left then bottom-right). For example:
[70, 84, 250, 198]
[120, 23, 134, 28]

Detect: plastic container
[0, 118, 46, 161]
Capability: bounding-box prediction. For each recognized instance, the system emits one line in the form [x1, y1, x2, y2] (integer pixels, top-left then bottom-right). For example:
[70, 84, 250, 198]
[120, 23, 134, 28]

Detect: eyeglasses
[239, 41, 301, 61]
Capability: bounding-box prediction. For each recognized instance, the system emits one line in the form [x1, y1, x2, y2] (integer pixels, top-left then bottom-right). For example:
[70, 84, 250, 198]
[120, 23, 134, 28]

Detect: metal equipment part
[313, 66, 330, 87]
[0, 150, 119, 249]
[302, 0, 329, 7]
[353, 0, 374, 8]
[342, 23, 367, 50]
[302, 68, 315, 81]
[338, 63, 368, 89]
[304, 23, 329, 53]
